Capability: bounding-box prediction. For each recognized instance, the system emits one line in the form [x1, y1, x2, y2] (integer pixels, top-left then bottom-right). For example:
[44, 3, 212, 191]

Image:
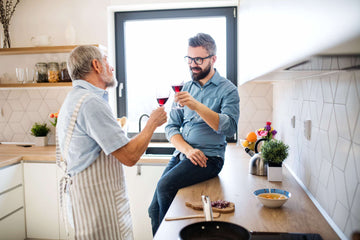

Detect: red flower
[266, 121, 271, 126]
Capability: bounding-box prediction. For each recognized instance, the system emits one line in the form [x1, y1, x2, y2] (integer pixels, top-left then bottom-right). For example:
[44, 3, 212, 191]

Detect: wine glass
[156, 87, 170, 107]
[171, 80, 184, 109]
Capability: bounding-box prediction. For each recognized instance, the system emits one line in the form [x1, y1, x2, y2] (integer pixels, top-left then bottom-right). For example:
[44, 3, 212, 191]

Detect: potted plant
[30, 122, 50, 146]
[261, 139, 289, 181]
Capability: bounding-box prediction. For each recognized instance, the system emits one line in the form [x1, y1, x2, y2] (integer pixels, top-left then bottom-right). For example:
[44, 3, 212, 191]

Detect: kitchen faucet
[138, 114, 149, 132]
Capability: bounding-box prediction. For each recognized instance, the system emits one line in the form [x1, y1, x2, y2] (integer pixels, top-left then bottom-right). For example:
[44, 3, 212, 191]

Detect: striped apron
[57, 93, 134, 240]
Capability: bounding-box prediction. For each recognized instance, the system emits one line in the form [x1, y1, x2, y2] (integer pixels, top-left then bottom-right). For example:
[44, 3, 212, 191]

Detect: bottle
[48, 62, 60, 83]
[35, 62, 48, 83]
[60, 62, 71, 82]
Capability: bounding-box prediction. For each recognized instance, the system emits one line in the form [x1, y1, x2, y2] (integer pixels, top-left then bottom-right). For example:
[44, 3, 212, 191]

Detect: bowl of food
[253, 188, 291, 208]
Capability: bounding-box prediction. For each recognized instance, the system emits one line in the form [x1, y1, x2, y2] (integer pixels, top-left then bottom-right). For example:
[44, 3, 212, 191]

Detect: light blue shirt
[57, 80, 129, 176]
[165, 70, 240, 160]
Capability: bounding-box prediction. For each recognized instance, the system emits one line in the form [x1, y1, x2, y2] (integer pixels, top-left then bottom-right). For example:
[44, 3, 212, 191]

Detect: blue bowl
[253, 188, 291, 208]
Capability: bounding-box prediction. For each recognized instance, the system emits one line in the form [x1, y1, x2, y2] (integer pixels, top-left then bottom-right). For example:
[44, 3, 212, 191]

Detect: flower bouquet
[257, 121, 277, 141]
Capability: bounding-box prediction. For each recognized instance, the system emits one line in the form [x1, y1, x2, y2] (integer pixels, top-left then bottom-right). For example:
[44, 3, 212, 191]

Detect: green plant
[261, 139, 289, 166]
[30, 122, 50, 137]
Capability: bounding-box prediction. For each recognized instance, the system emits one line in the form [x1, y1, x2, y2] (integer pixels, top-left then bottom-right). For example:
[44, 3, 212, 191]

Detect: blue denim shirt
[57, 80, 129, 176]
[165, 70, 240, 160]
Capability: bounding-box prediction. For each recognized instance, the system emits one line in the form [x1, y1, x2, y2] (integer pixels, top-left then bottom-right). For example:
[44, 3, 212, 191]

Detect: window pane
[124, 17, 227, 134]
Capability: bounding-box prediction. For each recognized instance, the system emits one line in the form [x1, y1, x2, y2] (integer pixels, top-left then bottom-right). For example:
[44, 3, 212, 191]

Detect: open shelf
[0, 44, 99, 55]
[0, 82, 72, 88]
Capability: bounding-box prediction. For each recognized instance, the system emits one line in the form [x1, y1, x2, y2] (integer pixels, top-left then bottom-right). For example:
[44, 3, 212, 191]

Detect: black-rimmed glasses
[184, 55, 213, 65]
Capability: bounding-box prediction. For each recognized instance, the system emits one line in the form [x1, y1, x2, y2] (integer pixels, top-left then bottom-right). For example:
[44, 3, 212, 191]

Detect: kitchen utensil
[179, 196, 250, 240]
[165, 212, 220, 221]
[185, 200, 235, 213]
[254, 188, 291, 208]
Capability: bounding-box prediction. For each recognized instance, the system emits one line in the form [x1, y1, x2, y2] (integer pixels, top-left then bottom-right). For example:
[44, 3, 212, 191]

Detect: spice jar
[60, 62, 71, 82]
[48, 62, 60, 83]
[35, 62, 48, 83]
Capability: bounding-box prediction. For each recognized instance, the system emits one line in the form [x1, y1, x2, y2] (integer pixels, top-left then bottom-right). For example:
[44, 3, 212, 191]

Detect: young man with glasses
[148, 33, 240, 236]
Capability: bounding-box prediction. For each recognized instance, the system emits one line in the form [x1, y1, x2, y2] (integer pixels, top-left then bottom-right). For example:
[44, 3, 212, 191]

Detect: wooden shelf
[0, 82, 72, 88]
[0, 44, 99, 55]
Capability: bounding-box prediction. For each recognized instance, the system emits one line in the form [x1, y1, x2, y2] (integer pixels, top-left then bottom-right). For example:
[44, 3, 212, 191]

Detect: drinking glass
[171, 80, 184, 109]
[16, 68, 25, 84]
[25, 68, 35, 83]
[156, 87, 170, 107]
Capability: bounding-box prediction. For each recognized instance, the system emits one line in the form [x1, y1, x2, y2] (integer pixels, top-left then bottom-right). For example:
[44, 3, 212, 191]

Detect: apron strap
[57, 92, 90, 240]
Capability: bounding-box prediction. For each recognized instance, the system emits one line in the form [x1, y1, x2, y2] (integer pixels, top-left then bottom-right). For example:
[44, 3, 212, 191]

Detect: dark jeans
[148, 154, 224, 236]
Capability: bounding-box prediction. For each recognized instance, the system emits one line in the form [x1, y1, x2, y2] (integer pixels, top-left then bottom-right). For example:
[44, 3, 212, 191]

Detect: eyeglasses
[184, 55, 213, 65]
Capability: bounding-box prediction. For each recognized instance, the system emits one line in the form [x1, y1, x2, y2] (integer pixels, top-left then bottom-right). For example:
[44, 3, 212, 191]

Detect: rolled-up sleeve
[217, 88, 240, 137]
[165, 104, 184, 141]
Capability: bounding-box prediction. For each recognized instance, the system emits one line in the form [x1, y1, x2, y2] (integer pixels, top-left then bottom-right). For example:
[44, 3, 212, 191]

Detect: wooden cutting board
[185, 201, 235, 213]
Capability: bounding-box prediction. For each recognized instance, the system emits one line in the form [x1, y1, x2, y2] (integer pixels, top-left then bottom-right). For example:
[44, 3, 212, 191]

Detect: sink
[145, 146, 175, 155]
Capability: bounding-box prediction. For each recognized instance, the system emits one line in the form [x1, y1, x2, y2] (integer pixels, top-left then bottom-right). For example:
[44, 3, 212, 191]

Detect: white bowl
[253, 188, 291, 208]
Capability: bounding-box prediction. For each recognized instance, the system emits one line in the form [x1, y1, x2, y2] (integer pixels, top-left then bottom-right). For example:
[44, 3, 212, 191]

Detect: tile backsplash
[273, 70, 360, 239]
[0, 87, 71, 144]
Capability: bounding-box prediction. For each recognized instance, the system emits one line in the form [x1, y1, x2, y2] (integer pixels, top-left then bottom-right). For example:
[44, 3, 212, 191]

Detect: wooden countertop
[154, 144, 339, 240]
[0, 144, 171, 168]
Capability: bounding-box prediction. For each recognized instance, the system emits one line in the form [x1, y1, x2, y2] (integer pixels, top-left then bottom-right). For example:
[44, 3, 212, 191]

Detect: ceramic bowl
[253, 188, 291, 208]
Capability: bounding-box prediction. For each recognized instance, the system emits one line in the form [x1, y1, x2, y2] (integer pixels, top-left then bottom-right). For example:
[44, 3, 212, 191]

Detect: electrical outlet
[304, 120, 311, 140]
[291, 116, 295, 128]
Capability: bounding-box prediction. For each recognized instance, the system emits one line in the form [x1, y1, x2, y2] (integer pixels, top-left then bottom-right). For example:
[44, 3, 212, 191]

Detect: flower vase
[34, 136, 48, 147]
[2, 24, 11, 48]
[267, 163, 282, 182]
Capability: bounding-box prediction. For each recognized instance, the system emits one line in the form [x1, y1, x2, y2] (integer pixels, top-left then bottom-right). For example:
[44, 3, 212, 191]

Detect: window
[115, 7, 237, 141]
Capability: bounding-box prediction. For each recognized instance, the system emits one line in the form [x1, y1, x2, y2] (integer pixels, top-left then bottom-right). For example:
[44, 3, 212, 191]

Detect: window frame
[114, 7, 238, 142]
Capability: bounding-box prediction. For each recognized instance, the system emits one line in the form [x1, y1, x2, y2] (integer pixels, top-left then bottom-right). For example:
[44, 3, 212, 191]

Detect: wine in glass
[156, 87, 170, 107]
[171, 80, 184, 109]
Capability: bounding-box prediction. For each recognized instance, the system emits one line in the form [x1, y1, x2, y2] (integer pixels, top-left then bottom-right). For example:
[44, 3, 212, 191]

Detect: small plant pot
[34, 136, 48, 147]
[267, 164, 282, 182]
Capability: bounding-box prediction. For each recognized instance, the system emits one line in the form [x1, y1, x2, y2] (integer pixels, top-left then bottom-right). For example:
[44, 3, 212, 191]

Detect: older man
[148, 33, 240, 235]
[57, 45, 167, 240]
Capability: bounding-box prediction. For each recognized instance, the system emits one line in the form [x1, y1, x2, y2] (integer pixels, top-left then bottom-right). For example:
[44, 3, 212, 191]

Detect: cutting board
[185, 201, 235, 213]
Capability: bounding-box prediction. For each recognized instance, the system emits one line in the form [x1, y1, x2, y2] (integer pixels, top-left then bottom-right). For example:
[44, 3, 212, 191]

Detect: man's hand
[185, 148, 208, 167]
[175, 92, 199, 110]
[148, 106, 167, 128]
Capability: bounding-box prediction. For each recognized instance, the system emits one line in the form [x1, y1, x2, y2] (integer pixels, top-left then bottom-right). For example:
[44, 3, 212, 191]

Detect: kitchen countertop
[154, 144, 339, 240]
[0, 144, 171, 168]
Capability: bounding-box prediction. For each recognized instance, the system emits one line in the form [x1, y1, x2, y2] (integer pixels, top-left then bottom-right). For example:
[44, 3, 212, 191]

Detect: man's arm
[169, 134, 208, 167]
[176, 91, 219, 131]
[112, 107, 167, 166]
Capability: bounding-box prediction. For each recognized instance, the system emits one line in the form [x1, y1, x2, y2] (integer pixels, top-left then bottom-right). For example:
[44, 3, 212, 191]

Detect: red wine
[157, 97, 169, 106]
[172, 85, 183, 93]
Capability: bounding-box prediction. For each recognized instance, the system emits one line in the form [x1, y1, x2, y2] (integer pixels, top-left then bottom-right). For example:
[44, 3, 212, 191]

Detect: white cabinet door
[0, 164, 22, 193]
[0, 186, 24, 219]
[0, 208, 26, 240]
[24, 163, 60, 239]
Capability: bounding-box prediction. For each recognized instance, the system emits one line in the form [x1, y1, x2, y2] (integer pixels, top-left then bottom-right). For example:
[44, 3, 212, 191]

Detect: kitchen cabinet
[23, 162, 65, 239]
[0, 44, 99, 88]
[0, 163, 26, 240]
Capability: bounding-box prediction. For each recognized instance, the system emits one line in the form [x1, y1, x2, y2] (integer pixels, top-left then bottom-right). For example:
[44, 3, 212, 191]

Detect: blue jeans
[148, 154, 224, 236]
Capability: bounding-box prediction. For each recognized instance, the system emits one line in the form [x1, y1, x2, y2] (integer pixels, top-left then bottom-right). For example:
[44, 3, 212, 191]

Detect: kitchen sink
[145, 146, 175, 155]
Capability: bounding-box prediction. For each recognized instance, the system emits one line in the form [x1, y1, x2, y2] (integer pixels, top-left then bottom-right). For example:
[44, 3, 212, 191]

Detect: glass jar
[35, 62, 48, 83]
[60, 62, 71, 82]
[48, 62, 60, 83]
